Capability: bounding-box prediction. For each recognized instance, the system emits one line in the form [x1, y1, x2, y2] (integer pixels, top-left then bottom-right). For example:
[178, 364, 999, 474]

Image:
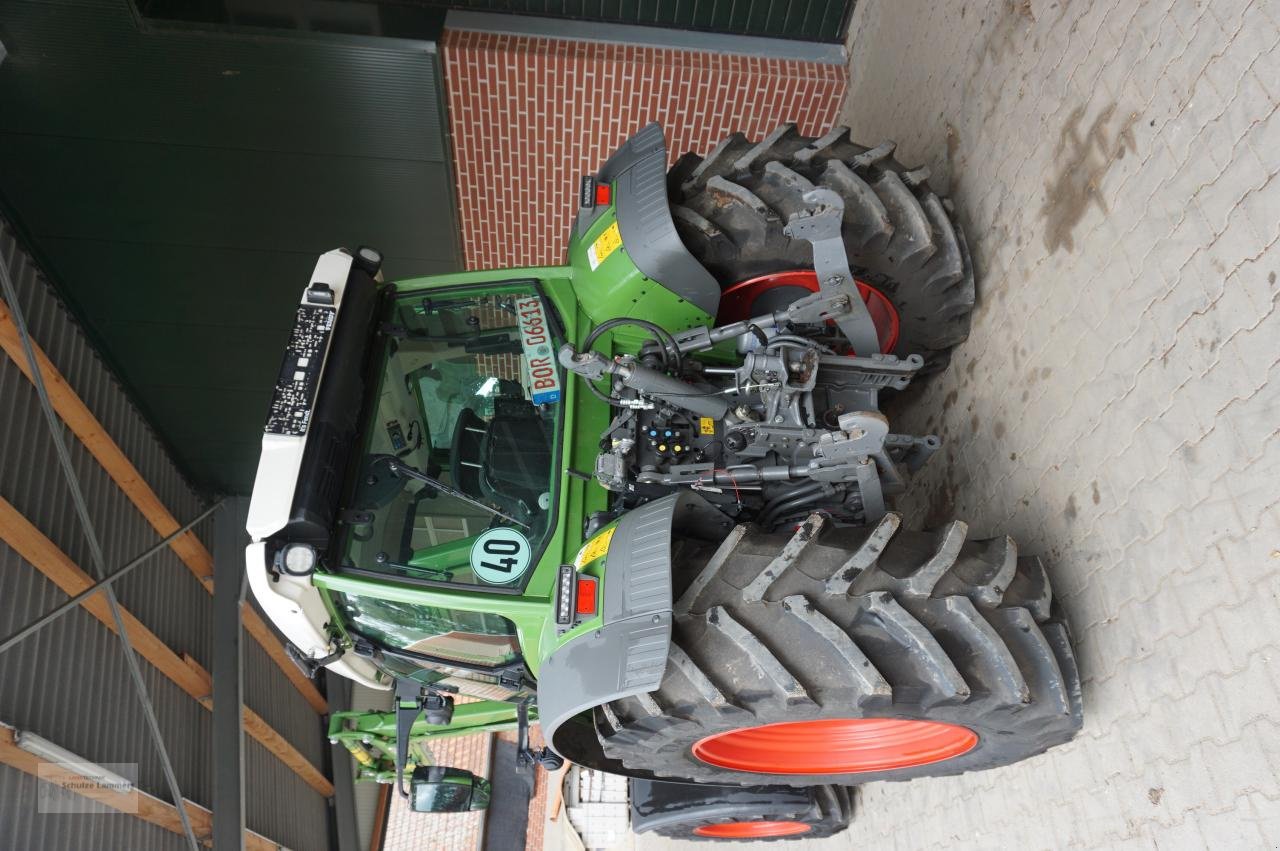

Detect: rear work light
[556, 565, 598, 624]
[556, 564, 576, 624]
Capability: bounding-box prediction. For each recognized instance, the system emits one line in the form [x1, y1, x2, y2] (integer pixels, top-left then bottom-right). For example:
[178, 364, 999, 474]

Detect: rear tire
[595, 513, 1082, 786]
[669, 124, 975, 372]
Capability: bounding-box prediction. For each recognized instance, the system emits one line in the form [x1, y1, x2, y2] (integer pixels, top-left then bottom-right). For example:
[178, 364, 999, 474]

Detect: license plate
[516, 295, 562, 405]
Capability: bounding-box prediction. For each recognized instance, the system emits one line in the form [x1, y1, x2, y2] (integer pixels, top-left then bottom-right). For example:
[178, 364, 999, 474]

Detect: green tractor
[246, 123, 1082, 840]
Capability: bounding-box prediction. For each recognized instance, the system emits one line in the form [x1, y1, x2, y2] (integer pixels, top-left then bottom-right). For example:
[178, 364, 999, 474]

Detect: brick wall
[441, 29, 848, 270]
[470, 301, 523, 383]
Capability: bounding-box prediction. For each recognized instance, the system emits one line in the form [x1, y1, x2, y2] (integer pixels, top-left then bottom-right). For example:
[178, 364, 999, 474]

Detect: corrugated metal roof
[350, 682, 394, 847]
[0, 0, 461, 495]
[0, 216, 332, 851]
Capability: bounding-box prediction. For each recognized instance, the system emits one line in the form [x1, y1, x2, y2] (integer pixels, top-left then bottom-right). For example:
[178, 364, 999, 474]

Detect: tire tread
[597, 514, 1082, 786]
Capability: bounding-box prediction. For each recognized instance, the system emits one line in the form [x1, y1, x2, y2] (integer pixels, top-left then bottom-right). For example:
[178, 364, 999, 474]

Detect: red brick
[441, 30, 847, 270]
[383, 732, 493, 851]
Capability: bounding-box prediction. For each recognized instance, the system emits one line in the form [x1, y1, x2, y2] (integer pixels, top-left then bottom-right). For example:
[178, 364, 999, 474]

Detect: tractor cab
[324, 283, 564, 701]
[249, 262, 580, 791]
[244, 258, 587, 700]
[339, 283, 561, 592]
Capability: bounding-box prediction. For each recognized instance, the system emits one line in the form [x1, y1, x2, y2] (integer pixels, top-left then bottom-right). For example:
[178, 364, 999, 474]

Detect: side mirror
[408, 766, 492, 813]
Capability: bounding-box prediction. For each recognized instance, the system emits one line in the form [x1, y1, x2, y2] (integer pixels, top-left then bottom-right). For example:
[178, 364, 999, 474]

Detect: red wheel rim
[693, 820, 813, 838]
[693, 718, 977, 774]
[717, 269, 900, 355]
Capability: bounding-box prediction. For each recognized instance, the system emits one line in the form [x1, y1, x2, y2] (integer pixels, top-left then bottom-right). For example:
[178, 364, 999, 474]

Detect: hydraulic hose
[577, 317, 683, 406]
[758, 481, 827, 530]
[583, 317, 683, 374]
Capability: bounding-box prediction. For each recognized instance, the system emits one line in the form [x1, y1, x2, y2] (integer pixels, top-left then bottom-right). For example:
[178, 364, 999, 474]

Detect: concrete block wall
[834, 0, 1280, 847]
[634, 1, 1278, 847]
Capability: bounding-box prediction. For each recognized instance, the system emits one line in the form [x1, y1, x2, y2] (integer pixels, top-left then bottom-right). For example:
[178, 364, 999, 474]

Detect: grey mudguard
[537, 492, 729, 758]
[575, 123, 721, 317]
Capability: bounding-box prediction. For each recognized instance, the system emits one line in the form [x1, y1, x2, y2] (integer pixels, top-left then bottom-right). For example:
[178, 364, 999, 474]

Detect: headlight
[279, 543, 318, 576]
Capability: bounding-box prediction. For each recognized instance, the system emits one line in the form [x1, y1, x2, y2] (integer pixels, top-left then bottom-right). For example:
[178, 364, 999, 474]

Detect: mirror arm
[394, 678, 459, 799]
[393, 678, 422, 799]
[515, 697, 564, 772]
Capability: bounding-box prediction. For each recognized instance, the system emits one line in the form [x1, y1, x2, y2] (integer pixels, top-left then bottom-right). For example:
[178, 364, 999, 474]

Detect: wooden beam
[0, 498, 332, 797]
[0, 497, 210, 697]
[0, 295, 328, 714]
[0, 723, 211, 839]
[547, 761, 570, 822]
[368, 782, 391, 851]
[241, 607, 329, 713]
[182, 654, 334, 797]
[0, 725, 284, 850]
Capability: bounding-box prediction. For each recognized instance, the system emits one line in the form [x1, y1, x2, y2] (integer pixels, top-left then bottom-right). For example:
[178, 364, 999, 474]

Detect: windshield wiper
[371, 553, 454, 582]
[376, 455, 530, 530]
[377, 322, 520, 354]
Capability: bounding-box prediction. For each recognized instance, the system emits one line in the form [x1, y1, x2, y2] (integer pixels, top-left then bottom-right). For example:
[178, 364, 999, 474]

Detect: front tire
[630, 779, 854, 841]
[595, 513, 1083, 786]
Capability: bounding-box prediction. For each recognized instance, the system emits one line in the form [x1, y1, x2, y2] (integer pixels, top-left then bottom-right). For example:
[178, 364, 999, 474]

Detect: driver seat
[449, 404, 551, 519]
[449, 408, 487, 499]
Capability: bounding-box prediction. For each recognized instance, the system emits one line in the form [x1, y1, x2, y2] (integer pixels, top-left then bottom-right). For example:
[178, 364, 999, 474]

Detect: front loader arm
[329, 701, 525, 783]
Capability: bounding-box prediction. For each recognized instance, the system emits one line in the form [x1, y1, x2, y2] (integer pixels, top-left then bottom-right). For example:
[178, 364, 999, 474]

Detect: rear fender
[567, 124, 719, 339]
[536, 493, 731, 765]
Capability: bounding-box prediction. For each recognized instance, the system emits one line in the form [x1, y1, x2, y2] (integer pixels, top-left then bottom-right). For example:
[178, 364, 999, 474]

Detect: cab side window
[338, 593, 520, 667]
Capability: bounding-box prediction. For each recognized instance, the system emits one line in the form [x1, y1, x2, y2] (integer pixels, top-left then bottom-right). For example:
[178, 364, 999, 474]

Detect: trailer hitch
[783, 187, 884, 357]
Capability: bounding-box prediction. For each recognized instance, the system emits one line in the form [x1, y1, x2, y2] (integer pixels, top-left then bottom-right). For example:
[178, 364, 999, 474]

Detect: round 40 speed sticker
[470, 527, 532, 585]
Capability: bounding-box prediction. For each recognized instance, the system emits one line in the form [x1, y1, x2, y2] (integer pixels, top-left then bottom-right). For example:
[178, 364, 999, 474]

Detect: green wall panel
[437, 0, 852, 41]
[0, 0, 461, 495]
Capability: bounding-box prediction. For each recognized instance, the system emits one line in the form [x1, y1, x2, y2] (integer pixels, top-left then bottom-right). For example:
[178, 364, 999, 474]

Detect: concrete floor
[637, 0, 1280, 847]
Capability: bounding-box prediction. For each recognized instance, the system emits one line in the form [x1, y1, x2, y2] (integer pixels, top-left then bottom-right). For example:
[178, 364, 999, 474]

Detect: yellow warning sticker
[699, 417, 716, 436]
[586, 221, 622, 271]
[574, 526, 616, 569]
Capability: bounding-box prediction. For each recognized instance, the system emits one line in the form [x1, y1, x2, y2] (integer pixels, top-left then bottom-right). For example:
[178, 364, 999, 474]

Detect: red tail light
[575, 576, 598, 616]
[594, 184, 611, 206]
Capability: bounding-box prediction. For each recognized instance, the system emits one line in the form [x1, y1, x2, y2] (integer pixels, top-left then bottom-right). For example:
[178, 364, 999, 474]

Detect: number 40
[480, 537, 521, 573]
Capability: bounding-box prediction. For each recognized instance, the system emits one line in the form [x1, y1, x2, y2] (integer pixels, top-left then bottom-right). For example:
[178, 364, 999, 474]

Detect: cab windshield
[337, 282, 563, 592]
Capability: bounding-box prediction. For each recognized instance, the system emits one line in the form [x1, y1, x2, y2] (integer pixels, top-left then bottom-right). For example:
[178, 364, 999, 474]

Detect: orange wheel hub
[693, 718, 977, 774]
[693, 821, 812, 838]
